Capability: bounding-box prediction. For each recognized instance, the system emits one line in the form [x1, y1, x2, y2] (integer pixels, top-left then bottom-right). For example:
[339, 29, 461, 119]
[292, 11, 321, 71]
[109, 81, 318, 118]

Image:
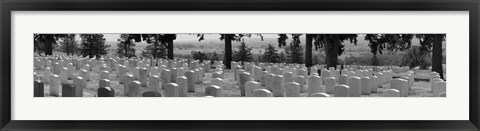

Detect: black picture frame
[1, 0, 479, 130]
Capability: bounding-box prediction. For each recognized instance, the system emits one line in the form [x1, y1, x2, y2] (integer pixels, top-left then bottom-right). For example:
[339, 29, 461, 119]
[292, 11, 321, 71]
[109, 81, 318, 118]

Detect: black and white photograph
[3, 0, 478, 129]
[33, 34, 446, 97]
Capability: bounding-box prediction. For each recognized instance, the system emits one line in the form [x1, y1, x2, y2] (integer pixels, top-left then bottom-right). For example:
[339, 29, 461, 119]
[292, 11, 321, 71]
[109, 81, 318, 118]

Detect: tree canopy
[277, 34, 304, 64]
[142, 34, 177, 59]
[58, 34, 78, 56]
[116, 34, 139, 58]
[79, 34, 110, 58]
[233, 39, 254, 64]
[312, 34, 358, 56]
[34, 34, 68, 55]
[262, 44, 282, 63]
[364, 34, 414, 55]
[116, 34, 142, 58]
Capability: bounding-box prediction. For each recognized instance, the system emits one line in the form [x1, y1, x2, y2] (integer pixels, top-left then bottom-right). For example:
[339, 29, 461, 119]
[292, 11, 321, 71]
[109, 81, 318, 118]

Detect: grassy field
[35, 67, 436, 97]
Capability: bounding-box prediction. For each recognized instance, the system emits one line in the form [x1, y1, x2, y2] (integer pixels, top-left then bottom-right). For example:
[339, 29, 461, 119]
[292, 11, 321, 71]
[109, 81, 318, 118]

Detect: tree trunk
[90, 35, 93, 58]
[324, 36, 330, 68]
[371, 54, 379, 66]
[432, 39, 444, 80]
[305, 34, 313, 68]
[153, 40, 158, 59]
[331, 40, 339, 69]
[224, 34, 233, 69]
[44, 34, 54, 56]
[167, 39, 174, 60]
[124, 40, 128, 58]
[324, 36, 338, 69]
[66, 38, 70, 56]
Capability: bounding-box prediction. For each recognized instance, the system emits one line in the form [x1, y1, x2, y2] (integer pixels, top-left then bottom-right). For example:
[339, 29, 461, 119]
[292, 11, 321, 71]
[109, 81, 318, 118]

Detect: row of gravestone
[233, 60, 412, 77]
[34, 55, 437, 97]
[35, 55, 213, 74]
[33, 71, 423, 98]
[35, 55, 214, 83]
[34, 67, 209, 97]
[235, 63, 400, 86]
[34, 55, 218, 97]
[33, 67, 420, 98]
[229, 68, 416, 97]
[228, 61, 443, 97]
[34, 74, 86, 97]
[430, 72, 447, 97]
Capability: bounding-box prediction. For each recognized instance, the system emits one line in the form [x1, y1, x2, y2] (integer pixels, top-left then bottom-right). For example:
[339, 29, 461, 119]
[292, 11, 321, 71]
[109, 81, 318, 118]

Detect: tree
[79, 34, 110, 58]
[416, 34, 446, 79]
[285, 43, 304, 64]
[262, 44, 281, 63]
[305, 34, 314, 67]
[402, 46, 431, 69]
[140, 34, 167, 60]
[216, 34, 263, 69]
[232, 39, 254, 64]
[210, 52, 220, 65]
[58, 34, 78, 56]
[116, 34, 142, 58]
[159, 34, 176, 60]
[313, 34, 358, 69]
[277, 34, 304, 64]
[284, 34, 304, 64]
[192, 51, 209, 63]
[141, 44, 167, 59]
[278, 52, 286, 62]
[116, 35, 137, 58]
[221, 34, 234, 69]
[277, 34, 289, 47]
[364, 34, 414, 66]
[131, 34, 176, 60]
[116, 40, 137, 58]
[34, 34, 68, 55]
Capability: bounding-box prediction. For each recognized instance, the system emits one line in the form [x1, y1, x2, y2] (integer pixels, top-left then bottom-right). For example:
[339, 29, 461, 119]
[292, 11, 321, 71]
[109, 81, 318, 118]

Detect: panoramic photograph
[33, 34, 446, 97]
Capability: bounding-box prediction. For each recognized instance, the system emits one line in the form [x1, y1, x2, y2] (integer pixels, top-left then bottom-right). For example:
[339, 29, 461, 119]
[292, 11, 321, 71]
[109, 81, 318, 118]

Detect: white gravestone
[148, 75, 160, 91]
[49, 74, 60, 96]
[360, 77, 371, 95]
[253, 89, 273, 97]
[324, 77, 336, 94]
[347, 77, 361, 97]
[245, 81, 260, 97]
[308, 75, 322, 95]
[127, 81, 142, 97]
[383, 89, 401, 97]
[239, 72, 252, 96]
[294, 75, 305, 93]
[176, 76, 188, 97]
[285, 82, 300, 97]
[139, 68, 148, 87]
[205, 85, 223, 97]
[310, 92, 330, 97]
[391, 78, 408, 97]
[334, 84, 350, 97]
[434, 81, 446, 97]
[164, 83, 179, 97]
[186, 70, 196, 92]
[272, 75, 285, 97]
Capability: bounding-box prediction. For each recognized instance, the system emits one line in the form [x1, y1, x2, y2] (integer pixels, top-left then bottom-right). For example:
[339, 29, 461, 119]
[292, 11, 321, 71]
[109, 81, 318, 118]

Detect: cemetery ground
[34, 66, 438, 97]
